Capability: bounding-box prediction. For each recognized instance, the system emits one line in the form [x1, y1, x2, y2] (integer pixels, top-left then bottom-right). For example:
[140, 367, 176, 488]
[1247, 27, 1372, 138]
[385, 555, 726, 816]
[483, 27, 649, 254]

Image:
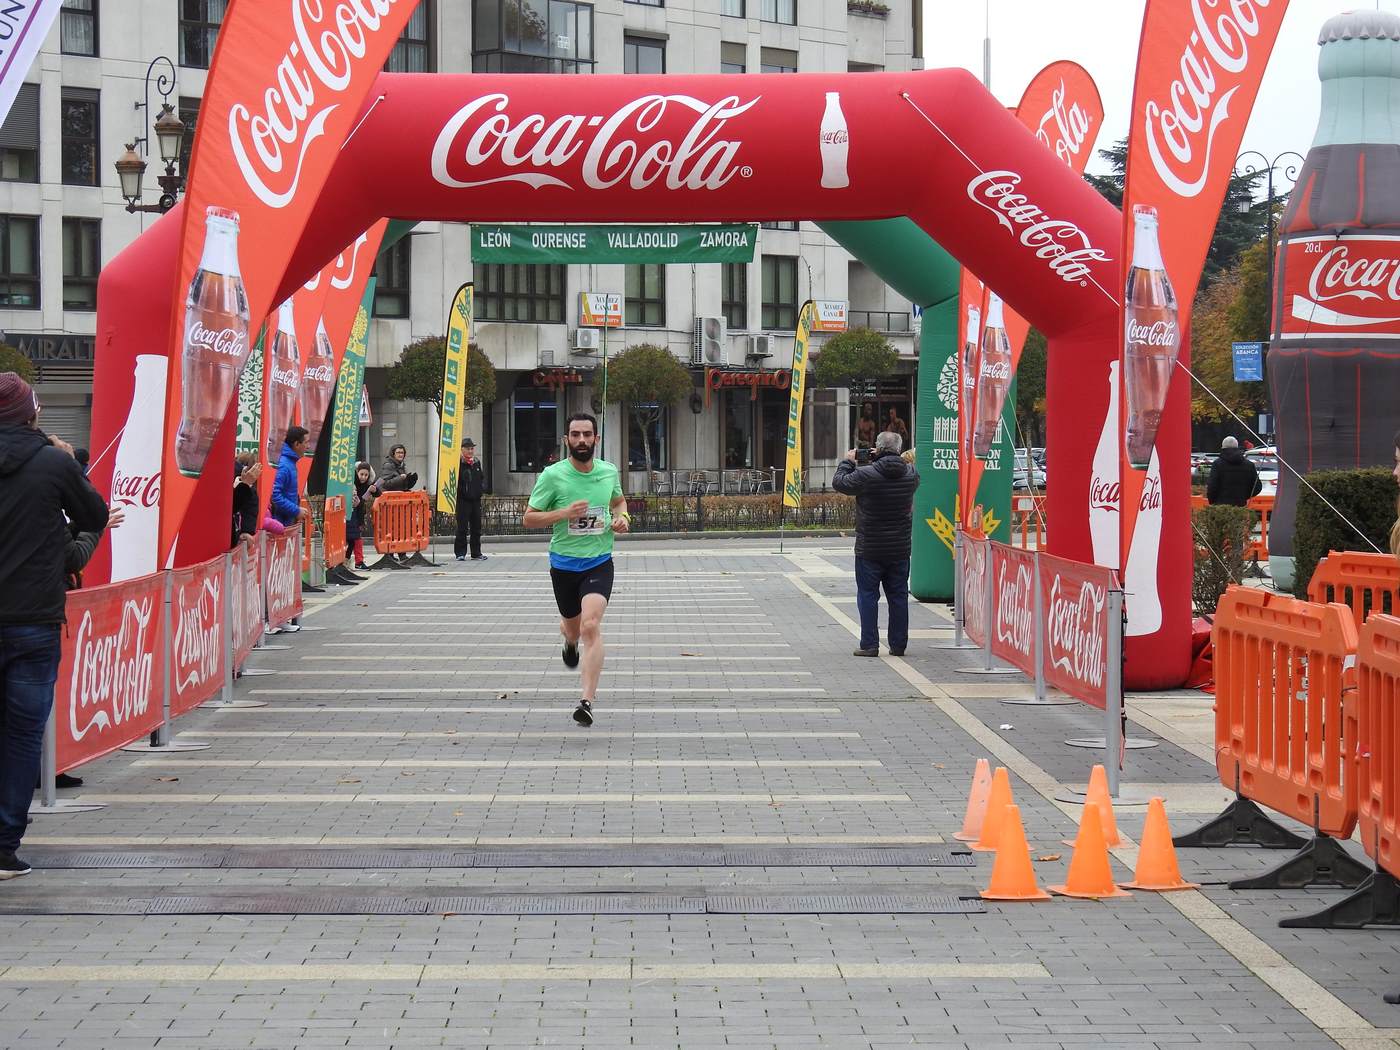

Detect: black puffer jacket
[1206, 447, 1262, 507]
[0, 425, 108, 624]
[832, 451, 920, 561]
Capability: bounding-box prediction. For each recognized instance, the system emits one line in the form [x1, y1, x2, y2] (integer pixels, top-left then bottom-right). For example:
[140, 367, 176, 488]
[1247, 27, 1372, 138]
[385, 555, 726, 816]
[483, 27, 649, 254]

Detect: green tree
[0, 345, 35, 383]
[1014, 328, 1047, 447]
[1228, 239, 1271, 344]
[810, 327, 898, 389]
[1188, 263, 1267, 423]
[385, 335, 497, 415]
[603, 343, 692, 485]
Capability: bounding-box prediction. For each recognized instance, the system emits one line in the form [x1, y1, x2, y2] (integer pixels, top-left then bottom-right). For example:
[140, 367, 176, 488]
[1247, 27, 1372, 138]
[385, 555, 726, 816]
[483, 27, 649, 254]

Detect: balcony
[848, 309, 911, 334]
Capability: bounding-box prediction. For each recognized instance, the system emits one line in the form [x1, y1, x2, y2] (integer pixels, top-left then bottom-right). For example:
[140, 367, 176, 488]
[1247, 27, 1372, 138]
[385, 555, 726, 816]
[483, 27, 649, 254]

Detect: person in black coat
[832, 430, 920, 658]
[231, 452, 262, 549]
[1206, 437, 1262, 507]
[454, 437, 489, 561]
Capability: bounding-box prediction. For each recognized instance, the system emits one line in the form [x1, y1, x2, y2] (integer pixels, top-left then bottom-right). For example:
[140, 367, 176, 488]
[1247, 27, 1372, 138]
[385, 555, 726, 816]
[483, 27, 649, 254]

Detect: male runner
[522, 413, 629, 726]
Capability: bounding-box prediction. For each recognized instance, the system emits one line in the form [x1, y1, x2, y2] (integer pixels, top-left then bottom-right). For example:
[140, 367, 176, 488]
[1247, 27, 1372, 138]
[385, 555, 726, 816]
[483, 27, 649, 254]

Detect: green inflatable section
[820, 219, 1013, 602]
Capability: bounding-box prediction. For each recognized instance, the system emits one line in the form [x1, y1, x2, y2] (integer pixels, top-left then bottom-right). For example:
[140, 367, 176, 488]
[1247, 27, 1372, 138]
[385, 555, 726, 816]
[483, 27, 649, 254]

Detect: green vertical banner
[235, 326, 266, 456]
[325, 279, 376, 508]
[437, 283, 473, 514]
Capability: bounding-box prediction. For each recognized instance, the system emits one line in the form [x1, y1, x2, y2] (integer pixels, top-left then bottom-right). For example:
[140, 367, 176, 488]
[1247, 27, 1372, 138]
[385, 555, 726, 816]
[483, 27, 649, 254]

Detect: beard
[569, 442, 595, 462]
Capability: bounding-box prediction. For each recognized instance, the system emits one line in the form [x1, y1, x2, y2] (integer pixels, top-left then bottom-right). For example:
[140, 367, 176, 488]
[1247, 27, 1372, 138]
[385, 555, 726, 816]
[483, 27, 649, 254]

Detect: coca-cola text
[966, 170, 1110, 287]
[173, 577, 222, 694]
[1126, 318, 1178, 347]
[1036, 80, 1091, 167]
[994, 560, 1034, 656]
[187, 320, 246, 358]
[68, 598, 155, 742]
[1046, 576, 1106, 689]
[111, 469, 161, 509]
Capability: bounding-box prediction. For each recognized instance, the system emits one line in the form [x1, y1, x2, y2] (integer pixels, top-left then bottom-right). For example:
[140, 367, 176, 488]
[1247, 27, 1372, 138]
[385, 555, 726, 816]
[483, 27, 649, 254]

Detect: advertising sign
[1038, 552, 1114, 709]
[580, 292, 623, 328]
[326, 283, 376, 511]
[783, 301, 816, 508]
[168, 557, 227, 716]
[231, 540, 263, 669]
[437, 283, 473, 512]
[0, 2, 61, 125]
[1279, 236, 1400, 340]
[812, 300, 849, 333]
[1232, 341, 1264, 382]
[264, 528, 303, 631]
[961, 536, 989, 649]
[472, 223, 756, 264]
[990, 544, 1036, 675]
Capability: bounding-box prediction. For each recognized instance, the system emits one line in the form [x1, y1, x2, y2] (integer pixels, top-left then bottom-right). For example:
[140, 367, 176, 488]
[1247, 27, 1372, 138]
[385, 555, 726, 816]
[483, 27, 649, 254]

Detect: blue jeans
[0, 624, 61, 853]
[855, 557, 910, 653]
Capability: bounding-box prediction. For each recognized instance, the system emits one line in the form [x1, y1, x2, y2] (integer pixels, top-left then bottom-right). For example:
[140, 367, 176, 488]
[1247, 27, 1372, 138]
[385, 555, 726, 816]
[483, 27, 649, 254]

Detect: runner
[522, 412, 629, 726]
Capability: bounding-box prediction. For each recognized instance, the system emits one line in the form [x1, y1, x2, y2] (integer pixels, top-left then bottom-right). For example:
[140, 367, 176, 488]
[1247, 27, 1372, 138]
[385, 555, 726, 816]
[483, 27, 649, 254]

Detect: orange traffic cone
[970, 767, 1014, 853]
[953, 759, 993, 843]
[1063, 764, 1122, 847]
[1124, 797, 1199, 892]
[1050, 804, 1131, 899]
[980, 804, 1051, 901]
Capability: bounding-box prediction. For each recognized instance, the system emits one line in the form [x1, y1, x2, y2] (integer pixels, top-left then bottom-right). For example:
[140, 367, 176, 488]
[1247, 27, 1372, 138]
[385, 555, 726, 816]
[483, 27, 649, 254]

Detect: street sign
[1232, 341, 1264, 382]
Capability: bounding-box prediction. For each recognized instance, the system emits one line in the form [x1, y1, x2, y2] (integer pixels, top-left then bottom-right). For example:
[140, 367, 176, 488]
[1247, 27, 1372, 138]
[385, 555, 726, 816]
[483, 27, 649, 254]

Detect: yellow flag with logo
[437, 283, 473, 513]
[783, 300, 816, 509]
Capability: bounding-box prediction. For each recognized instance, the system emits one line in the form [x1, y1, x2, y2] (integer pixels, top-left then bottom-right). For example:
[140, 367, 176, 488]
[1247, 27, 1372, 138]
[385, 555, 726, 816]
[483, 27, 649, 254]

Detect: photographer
[833, 431, 919, 658]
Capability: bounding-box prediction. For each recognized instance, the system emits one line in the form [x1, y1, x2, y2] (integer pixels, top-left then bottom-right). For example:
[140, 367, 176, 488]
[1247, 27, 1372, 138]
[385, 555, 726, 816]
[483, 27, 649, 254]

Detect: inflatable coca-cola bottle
[265, 299, 301, 466]
[1269, 9, 1400, 588]
[300, 316, 336, 454]
[972, 293, 1011, 459]
[1123, 205, 1179, 469]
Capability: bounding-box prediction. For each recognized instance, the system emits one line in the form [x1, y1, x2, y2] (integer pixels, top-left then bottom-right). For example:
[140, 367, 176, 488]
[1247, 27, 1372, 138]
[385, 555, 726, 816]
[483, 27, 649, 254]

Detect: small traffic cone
[970, 767, 1014, 853]
[1049, 805, 1131, 899]
[1063, 764, 1122, 847]
[980, 804, 1051, 901]
[1124, 797, 1199, 892]
[953, 759, 993, 843]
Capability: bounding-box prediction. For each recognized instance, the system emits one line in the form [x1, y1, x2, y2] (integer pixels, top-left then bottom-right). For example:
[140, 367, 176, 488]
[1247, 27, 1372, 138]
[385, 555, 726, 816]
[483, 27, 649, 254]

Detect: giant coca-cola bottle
[300, 316, 336, 454]
[265, 299, 301, 466]
[1123, 204, 1180, 469]
[1268, 9, 1400, 588]
[109, 354, 166, 581]
[972, 293, 1011, 459]
[175, 206, 249, 477]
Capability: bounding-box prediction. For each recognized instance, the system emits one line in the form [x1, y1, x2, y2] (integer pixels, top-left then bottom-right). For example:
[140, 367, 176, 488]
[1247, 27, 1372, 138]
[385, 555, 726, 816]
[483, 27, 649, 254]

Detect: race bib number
[568, 506, 607, 535]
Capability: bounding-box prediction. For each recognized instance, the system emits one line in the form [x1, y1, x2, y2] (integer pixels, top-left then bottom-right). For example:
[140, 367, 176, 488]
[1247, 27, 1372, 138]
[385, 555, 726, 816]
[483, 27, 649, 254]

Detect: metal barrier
[1307, 550, 1400, 630]
[1175, 586, 1369, 890]
[369, 490, 434, 569]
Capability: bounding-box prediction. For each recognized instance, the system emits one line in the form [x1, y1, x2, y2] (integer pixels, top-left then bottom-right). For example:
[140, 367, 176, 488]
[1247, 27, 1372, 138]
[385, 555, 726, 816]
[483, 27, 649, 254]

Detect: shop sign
[533, 367, 593, 392]
[10, 332, 95, 363]
[580, 292, 623, 328]
[812, 300, 848, 333]
[704, 367, 791, 408]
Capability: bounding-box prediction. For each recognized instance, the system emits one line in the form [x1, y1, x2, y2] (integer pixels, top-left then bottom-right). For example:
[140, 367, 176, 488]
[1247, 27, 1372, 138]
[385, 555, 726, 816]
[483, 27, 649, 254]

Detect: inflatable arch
[91, 69, 1191, 689]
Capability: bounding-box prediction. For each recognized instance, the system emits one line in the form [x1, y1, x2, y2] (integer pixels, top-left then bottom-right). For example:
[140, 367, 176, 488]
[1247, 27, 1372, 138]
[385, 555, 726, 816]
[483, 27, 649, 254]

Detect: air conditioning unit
[538, 349, 555, 367]
[572, 328, 600, 354]
[692, 316, 726, 366]
[747, 334, 774, 360]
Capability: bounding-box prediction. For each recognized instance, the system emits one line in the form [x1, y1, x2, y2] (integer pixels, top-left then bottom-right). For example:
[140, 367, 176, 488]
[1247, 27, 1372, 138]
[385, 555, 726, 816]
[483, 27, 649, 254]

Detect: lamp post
[1233, 150, 1305, 326]
[115, 56, 185, 214]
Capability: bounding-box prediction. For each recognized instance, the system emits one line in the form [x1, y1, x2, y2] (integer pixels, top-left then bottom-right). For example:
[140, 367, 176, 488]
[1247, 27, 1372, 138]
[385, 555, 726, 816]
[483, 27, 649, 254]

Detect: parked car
[1244, 445, 1280, 498]
[1191, 451, 1219, 484]
[1013, 448, 1047, 491]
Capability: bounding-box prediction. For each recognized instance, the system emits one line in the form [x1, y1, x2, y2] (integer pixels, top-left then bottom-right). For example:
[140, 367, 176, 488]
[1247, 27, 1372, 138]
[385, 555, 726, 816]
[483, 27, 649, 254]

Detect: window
[760, 47, 797, 72]
[62, 218, 100, 310]
[60, 89, 99, 187]
[723, 393, 754, 468]
[179, 0, 225, 68]
[0, 83, 38, 183]
[512, 378, 561, 472]
[624, 36, 665, 74]
[761, 0, 795, 23]
[722, 262, 747, 331]
[628, 0, 663, 9]
[628, 406, 667, 470]
[178, 96, 200, 176]
[811, 389, 837, 459]
[472, 0, 595, 74]
[761, 255, 797, 331]
[372, 238, 411, 318]
[60, 0, 98, 56]
[477, 263, 565, 323]
[720, 41, 745, 73]
[762, 221, 798, 231]
[626, 264, 665, 327]
[0, 216, 39, 309]
[847, 61, 883, 72]
[386, 1, 432, 71]
[722, 0, 745, 16]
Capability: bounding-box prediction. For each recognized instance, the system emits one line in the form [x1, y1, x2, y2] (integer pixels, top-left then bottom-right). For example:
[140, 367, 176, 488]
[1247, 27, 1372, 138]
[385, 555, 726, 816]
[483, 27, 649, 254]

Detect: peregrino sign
[472, 224, 757, 264]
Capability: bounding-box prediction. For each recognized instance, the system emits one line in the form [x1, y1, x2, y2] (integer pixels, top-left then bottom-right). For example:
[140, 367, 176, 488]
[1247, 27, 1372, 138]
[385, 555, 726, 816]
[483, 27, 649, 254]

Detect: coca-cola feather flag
[157, 0, 420, 564]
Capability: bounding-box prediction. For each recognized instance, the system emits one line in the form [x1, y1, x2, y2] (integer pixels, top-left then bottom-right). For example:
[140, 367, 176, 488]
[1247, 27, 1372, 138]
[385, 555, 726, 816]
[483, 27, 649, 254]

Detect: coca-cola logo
[1046, 575, 1106, 689]
[1307, 244, 1400, 307]
[1089, 475, 1119, 512]
[173, 576, 222, 693]
[963, 542, 988, 637]
[306, 231, 373, 293]
[994, 558, 1034, 656]
[1140, 473, 1162, 511]
[1143, 0, 1273, 197]
[821, 128, 849, 146]
[431, 93, 758, 192]
[188, 320, 246, 359]
[111, 469, 161, 509]
[229, 0, 406, 208]
[979, 360, 1011, 380]
[266, 534, 300, 622]
[271, 366, 300, 389]
[1126, 318, 1178, 348]
[303, 364, 336, 383]
[1036, 79, 1092, 167]
[966, 170, 1110, 287]
[236, 549, 263, 653]
[68, 597, 155, 742]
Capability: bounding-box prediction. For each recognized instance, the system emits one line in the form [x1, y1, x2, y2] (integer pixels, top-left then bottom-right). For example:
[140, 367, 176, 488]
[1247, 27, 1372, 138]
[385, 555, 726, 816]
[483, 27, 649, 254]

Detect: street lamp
[1233, 149, 1306, 325]
[114, 56, 185, 214]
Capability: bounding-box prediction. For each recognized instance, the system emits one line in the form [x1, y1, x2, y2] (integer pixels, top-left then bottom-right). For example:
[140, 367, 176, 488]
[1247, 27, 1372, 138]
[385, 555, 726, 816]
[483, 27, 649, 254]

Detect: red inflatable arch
[90, 69, 1190, 688]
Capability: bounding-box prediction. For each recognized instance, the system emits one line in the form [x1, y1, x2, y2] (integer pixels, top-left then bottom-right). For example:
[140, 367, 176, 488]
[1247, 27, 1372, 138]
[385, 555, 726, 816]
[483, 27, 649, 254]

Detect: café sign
[704, 367, 791, 408]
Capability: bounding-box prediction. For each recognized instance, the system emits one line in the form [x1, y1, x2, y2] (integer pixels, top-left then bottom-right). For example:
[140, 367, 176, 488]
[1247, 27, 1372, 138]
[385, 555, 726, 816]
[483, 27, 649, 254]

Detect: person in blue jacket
[270, 426, 309, 529]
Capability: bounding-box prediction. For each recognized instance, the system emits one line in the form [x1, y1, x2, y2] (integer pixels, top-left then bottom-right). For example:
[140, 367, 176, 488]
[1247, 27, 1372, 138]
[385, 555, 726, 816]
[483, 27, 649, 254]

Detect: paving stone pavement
[3, 538, 1397, 1049]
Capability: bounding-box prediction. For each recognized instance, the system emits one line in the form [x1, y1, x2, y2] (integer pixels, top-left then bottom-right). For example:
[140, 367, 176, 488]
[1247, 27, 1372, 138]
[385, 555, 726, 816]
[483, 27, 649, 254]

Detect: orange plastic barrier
[372, 490, 431, 555]
[323, 495, 347, 570]
[1012, 494, 1046, 550]
[1357, 614, 1400, 878]
[1213, 587, 1359, 840]
[1190, 494, 1207, 512]
[1245, 493, 1274, 562]
[1308, 551, 1400, 630]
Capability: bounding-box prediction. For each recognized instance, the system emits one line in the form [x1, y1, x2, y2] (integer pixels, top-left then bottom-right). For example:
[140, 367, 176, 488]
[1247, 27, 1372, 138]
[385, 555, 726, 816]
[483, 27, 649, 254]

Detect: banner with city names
[471, 224, 758, 264]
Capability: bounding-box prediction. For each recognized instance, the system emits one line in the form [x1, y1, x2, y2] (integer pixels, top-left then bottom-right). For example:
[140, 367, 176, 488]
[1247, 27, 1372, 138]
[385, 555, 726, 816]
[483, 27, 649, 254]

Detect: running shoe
[573, 700, 593, 727]
[0, 852, 31, 880]
[562, 640, 580, 668]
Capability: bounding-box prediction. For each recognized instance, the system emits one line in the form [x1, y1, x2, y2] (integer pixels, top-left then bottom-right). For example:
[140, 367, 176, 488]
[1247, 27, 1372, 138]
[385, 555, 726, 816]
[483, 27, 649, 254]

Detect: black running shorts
[549, 559, 615, 619]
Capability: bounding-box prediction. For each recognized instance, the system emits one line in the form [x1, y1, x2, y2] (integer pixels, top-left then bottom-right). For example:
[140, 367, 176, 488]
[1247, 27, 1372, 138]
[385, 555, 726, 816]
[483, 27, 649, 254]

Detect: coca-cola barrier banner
[231, 540, 263, 669]
[168, 558, 227, 717]
[1038, 552, 1114, 710]
[56, 573, 165, 774]
[265, 528, 303, 631]
[990, 544, 1036, 676]
[962, 536, 989, 649]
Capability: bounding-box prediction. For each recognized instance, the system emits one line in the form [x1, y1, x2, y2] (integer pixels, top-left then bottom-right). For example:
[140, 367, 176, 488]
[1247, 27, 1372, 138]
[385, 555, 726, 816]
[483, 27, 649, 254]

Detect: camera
[856, 447, 874, 465]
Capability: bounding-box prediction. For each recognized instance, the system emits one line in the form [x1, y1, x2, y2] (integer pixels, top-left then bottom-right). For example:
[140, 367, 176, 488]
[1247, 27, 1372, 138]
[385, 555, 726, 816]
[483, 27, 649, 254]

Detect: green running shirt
[527, 458, 624, 570]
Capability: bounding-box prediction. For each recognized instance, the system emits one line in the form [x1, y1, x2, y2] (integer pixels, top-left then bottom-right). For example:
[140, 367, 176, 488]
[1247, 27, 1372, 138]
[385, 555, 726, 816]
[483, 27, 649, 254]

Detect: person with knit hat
[0, 372, 108, 879]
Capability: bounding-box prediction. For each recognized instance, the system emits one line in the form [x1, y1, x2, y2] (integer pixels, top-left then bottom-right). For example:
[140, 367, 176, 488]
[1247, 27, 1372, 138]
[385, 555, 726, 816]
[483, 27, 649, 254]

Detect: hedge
[1292, 467, 1399, 598]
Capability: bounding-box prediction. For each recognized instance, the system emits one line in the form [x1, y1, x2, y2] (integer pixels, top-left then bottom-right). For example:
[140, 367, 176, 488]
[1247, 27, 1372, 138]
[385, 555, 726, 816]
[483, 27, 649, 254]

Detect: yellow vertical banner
[437, 283, 473, 513]
[783, 300, 817, 509]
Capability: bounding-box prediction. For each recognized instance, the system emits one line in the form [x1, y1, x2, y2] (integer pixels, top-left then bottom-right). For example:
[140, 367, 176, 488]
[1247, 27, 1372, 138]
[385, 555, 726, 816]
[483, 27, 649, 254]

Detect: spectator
[379, 443, 418, 491]
[349, 462, 378, 570]
[231, 452, 262, 549]
[74, 448, 89, 477]
[0, 372, 108, 878]
[269, 426, 309, 529]
[455, 438, 488, 562]
[1206, 436, 1261, 507]
[833, 430, 919, 658]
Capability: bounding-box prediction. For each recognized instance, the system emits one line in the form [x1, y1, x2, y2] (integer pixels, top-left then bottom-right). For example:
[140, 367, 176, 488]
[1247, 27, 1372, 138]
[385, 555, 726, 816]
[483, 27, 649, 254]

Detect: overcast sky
[923, 1, 1394, 186]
